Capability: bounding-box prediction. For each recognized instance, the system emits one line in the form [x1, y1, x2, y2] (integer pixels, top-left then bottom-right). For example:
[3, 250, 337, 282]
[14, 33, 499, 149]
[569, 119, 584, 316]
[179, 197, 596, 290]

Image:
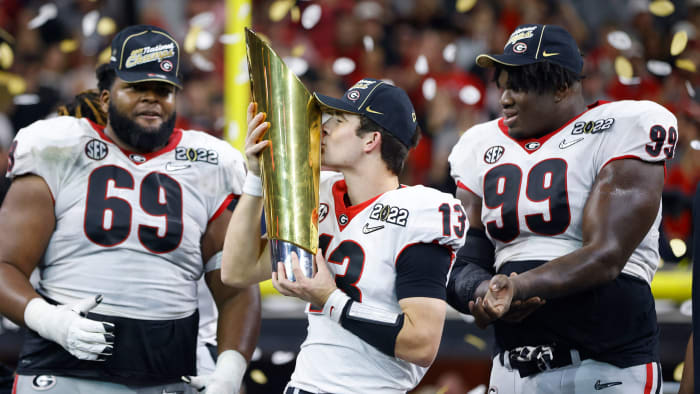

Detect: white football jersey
[7, 116, 245, 319]
[290, 171, 466, 394]
[449, 100, 678, 284]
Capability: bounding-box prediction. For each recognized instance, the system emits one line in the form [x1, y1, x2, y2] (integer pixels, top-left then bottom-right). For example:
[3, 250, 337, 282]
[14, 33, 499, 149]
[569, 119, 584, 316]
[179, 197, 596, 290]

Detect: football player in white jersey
[0, 25, 260, 394]
[221, 79, 466, 393]
[446, 24, 677, 393]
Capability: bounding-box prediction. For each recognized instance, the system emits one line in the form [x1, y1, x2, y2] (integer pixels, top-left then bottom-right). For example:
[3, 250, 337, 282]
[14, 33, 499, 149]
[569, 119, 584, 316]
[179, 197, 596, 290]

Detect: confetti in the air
[646, 60, 672, 76]
[680, 300, 692, 317]
[96, 17, 117, 36]
[618, 76, 641, 85]
[690, 139, 700, 150]
[219, 34, 242, 45]
[685, 80, 696, 97]
[670, 238, 687, 257]
[301, 4, 322, 29]
[0, 72, 26, 95]
[291, 6, 301, 23]
[271, 351, 296, 365]
[190, 12, 215, 28]
[0, 42, 13, 69]
[291, 44, 306, 57]
[606, 31, 632, 50]
[649, 0, 675, 17]
[670, 30, 688, 56]
[191, 53, 215, 71]
[184, 26, 201, 53]
[443, 43, 457, 63]
[13, 93, 39, 105]
[332, 57, 356, 75]
[28, 3, 58, 30]
[464, 334, 487, 350]
[238, 2, 251, 19]
[676, 59, 697, 72]
[249, 369, 268, 385]
[456, 0, 478, 13]
[422, 77, 436, 100]
[59, 39, 79, 53]
[282, 56, 309, 76]
[614, 56, 634, 78]
[195, 30, 215, 51]
[363, 35, 374, 52]
[97, 46, 111, 65]
[414, 55, 429, 75]
[82, 10, 100, 37]
[459, 85, 482, 105]
[269, 0, 295, 22]
[251, 347, 262, 362]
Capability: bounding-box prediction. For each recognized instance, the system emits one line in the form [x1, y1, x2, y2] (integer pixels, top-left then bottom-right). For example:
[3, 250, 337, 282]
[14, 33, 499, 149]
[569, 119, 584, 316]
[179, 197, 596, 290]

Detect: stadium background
[0, 0, 698, 393]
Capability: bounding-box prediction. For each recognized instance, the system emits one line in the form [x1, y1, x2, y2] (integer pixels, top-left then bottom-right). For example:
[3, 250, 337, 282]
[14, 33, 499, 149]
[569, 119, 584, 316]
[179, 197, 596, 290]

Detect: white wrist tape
[215, 350, 248, 389]
[242, 173, 263, 197]
[24, 298, 58, 340]
[322, 289, 351, 323]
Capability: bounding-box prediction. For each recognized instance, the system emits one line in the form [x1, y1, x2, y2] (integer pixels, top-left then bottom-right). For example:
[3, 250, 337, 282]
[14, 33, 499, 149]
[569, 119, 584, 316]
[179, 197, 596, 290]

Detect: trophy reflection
[245, 28, 321, 281]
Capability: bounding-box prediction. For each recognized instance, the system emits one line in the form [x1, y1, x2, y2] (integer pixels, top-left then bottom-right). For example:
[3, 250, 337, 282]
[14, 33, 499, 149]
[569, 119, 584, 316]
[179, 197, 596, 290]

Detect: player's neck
[341, 163, 399, 206]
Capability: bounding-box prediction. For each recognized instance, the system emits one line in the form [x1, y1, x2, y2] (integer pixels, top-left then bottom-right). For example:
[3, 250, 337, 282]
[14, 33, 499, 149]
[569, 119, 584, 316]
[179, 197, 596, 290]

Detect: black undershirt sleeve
[395, 243, 452, 301]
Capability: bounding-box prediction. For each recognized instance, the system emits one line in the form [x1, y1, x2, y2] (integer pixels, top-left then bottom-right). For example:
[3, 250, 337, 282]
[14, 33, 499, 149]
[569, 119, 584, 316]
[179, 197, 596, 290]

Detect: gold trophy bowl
[245, 28, 321, 280]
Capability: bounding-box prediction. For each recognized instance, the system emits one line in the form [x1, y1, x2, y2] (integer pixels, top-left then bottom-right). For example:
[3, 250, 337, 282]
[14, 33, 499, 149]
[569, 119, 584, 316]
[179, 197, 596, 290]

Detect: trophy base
[269, 240, 314, 281]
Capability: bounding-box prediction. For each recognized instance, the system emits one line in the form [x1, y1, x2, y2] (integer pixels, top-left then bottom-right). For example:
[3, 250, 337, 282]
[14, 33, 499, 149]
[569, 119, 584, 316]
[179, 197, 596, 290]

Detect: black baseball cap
[313, 79, 417, 147]
[476, 24, 583, 76]
[109, 25, 182, 88]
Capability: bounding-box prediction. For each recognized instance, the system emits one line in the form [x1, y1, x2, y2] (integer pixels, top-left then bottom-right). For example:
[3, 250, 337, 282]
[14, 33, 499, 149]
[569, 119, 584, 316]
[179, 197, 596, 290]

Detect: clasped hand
[469, 273, 545, 329]
[272, 251, 337, 308]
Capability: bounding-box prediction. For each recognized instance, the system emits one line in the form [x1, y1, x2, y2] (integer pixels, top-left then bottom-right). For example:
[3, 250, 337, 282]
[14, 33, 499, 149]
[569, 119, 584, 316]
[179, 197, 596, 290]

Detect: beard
[108, 102, 176, 152]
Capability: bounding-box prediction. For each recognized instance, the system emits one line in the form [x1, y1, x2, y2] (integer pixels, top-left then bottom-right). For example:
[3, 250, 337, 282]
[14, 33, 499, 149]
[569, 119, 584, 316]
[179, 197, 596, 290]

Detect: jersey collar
[331, 179, 385, 232]
[87, 119, 183, 164]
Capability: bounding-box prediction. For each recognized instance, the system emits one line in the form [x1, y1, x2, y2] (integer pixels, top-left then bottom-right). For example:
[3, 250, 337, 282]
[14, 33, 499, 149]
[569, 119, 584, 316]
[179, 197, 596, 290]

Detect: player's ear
[99, 89, 110, 113]
[363, 130, 381, 153]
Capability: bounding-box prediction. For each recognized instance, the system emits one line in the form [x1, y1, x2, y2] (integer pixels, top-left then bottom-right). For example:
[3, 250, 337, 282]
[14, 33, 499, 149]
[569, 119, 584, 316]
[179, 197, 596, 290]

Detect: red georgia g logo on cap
[160, 60, 173, 72]
[512, 42, 527, 53]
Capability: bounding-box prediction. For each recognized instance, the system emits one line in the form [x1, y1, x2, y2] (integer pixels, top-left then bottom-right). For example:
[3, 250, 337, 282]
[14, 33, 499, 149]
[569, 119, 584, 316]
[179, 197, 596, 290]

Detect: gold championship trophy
[245, 28, 321, 280]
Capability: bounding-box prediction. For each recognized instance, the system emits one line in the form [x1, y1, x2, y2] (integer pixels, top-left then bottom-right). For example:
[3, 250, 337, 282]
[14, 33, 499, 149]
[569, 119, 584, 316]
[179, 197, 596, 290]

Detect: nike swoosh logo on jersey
[594, 380, 622, 390]
[365, 106, 384, 115]
[542, 51, 559, 57]
[362, 223, 385, 234]
[559, 138, 584, 149]
[165, 162, 191, 171]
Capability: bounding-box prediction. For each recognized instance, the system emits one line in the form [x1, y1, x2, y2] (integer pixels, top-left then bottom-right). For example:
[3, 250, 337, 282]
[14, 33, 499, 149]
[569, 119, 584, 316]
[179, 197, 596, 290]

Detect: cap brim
[115, 69, 182, 89]
[313, 93, 361, 114]
[476, 53, 538, 69]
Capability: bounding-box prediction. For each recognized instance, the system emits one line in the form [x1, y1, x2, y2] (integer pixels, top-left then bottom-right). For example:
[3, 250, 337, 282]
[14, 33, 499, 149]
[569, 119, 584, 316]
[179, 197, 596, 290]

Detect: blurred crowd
[0, 0, 698, 260]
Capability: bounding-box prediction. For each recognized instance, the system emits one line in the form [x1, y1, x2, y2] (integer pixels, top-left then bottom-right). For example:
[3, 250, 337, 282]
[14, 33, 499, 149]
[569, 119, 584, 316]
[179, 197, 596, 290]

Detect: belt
[285, 386, 331, 394]
[499, 345, 588, 378]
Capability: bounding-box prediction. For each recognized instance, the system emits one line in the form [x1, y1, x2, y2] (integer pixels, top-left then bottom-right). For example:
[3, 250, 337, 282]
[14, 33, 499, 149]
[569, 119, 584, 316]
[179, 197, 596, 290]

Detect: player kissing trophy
[245, 28, 321, 280]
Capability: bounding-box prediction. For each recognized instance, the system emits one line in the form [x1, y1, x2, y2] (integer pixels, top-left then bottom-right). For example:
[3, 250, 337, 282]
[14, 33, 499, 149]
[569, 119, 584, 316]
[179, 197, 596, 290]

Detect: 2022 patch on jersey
[449, 100, 678, 284]
[7, 116, 245, 319]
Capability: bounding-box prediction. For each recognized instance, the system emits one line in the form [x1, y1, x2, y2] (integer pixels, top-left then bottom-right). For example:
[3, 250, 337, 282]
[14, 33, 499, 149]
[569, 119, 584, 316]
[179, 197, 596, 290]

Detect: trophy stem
[269, 239, 315, 281]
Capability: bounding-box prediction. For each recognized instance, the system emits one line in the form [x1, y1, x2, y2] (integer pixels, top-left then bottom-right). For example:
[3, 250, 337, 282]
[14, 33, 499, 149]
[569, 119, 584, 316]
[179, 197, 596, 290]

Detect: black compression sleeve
[395, 243, 452, 300]
[339, 301, 404, 357]
[445, 228, 496, 314]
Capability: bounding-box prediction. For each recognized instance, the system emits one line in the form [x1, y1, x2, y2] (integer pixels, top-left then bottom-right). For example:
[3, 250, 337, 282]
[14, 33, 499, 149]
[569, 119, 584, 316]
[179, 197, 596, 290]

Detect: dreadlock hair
[493, 61, 582, 95]
[96, 63, 117, 93]
[56, 89, 107, 126]
[356, 115, 420, 176]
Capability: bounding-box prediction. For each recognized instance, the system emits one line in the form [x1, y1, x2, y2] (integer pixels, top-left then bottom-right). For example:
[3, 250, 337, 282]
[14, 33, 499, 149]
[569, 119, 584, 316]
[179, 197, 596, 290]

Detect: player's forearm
[510, 244, 623, 301]
[215, 285, 261, 360]
[0, 261, 41, 325]
[394, 298, 446, 367]
[221, 194, 268, 286]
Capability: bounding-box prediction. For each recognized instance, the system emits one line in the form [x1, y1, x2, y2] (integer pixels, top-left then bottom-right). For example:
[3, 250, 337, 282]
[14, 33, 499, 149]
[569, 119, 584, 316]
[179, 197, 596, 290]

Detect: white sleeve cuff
[322, 289, 350, 323]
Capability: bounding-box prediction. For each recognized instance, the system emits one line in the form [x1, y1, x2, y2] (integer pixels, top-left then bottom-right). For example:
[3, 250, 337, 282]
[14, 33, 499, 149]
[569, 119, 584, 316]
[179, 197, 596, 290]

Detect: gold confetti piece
[670, 30, 688, 56]
[614, 56, 634, 78]
[456, 0, 478, 12]
[674, 362, 684, 381]
[269, 0, 294, 22]
[291, 44, 306, 57]
[291, 6, 300, 23]
[0, 42, 13, 69]
[0, 72, 27, 95]
[59, 39, 79, 53]
[464, 334, 486, 350]
[436, 386, 449, 394]
[249, 369, 268, 384]
[184, 26, 201, 54]
[649, 0, 674, 17]
[0, 28, 15, 44]
[96, 17, 116, 36]
[676, 58, 696, 72]
[97, 46, 111, 65]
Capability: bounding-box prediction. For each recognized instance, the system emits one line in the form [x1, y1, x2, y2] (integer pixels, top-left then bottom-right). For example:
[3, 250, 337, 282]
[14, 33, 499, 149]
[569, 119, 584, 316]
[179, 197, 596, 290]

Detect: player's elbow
[395, 331, 440, 368]
[591, 247, 628, 283]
